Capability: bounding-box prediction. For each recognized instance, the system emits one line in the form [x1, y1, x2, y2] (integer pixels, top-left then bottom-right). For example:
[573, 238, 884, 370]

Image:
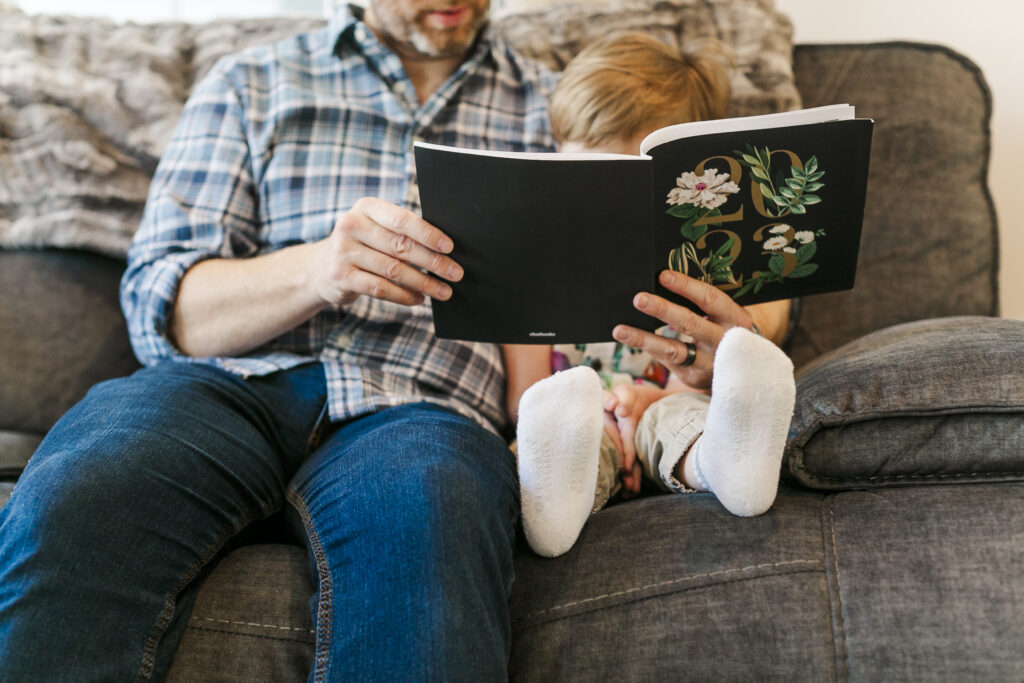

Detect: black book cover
[416, 108, 873, 344]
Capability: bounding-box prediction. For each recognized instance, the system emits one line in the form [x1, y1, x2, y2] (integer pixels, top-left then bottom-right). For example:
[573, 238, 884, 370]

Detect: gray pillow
[784, 316, 1024, 490]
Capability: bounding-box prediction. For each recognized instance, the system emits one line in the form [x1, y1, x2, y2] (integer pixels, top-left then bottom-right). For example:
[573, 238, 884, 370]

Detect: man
[0, 1, 554, 679]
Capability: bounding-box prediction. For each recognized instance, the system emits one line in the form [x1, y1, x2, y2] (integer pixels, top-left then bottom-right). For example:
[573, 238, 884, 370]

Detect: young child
[504, 33, 797, 558]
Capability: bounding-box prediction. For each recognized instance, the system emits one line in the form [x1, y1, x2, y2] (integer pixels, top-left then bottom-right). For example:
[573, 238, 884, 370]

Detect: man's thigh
[0, 361, 328, 680]
[287, 402, 519, 681]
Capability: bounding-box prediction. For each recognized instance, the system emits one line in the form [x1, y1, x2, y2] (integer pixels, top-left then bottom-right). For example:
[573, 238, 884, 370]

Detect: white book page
[413, 141, 642, 162]
[638, 104, 856, 157]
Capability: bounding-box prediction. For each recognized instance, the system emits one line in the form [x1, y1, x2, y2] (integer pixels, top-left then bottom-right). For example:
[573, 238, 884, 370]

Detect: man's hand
[313, 197, 464, 307]
[612, 270, 787, 390]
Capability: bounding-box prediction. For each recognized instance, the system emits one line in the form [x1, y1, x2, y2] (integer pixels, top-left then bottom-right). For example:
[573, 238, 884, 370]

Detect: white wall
[15, 0, 323, 23]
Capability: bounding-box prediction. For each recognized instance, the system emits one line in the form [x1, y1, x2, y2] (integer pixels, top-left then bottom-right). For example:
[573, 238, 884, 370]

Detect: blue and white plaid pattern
[121, 5, 556, 434]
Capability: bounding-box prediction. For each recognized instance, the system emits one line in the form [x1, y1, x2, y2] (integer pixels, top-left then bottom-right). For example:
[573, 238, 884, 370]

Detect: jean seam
[134, 504, 275, 682]
[286, 487, 332, 683]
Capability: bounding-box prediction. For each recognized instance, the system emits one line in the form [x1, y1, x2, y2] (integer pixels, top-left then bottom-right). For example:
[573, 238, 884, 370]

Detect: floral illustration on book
[665, 145, 827, 298]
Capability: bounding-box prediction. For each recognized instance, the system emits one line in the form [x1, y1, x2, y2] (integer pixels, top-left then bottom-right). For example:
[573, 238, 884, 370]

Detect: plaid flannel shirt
[121, 5, 556, 435]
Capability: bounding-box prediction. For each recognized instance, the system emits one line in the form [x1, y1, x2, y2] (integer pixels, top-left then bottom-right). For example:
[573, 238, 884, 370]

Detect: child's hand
[604, 387, 643, 495]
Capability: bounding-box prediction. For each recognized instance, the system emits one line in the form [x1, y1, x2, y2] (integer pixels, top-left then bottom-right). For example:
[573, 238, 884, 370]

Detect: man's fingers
[612, 324, 713, 388]
[355, 196, 456, 258]
[657, 269, 752, 327]
[631, 291, 721, 344]
[348, 248, 454, 301]
[341, 269, 425, 307]
[337, 213, 463, 283]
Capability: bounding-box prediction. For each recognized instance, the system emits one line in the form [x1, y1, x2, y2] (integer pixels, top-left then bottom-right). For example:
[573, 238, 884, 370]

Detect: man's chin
[409, 15, 486, 58]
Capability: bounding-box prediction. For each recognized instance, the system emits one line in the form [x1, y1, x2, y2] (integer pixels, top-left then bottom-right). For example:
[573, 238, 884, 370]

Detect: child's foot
[517, 366, 604, 557]
[691, 326, 796, 516]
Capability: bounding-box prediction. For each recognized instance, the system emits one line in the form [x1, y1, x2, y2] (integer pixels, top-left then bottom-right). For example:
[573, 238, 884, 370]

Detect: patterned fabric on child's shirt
[552, 342, 670, 389]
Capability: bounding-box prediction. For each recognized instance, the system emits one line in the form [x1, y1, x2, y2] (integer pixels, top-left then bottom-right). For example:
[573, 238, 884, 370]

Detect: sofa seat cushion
[785, 316, 1024, 490]
[509, 487, 836, 680]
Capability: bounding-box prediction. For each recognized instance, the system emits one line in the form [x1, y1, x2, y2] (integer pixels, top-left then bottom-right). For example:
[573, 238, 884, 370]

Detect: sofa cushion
[0, 250, 140, 436]
[824, 484, 1024, 679]
[785, 316, 1024, 490]
[509, 487, 835, 680]
[0, 0, 800, 258]
[789, 43, 998, 366]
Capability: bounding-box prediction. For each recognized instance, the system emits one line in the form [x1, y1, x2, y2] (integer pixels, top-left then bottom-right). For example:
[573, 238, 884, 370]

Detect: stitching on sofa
[825, 497, 849, 682]
[790, 456, 1024, 486]
[518, 559, 823, 620]
[286, 488, 332, 683]
[185, 623, 314, 644]
[190, 616, 316, 635]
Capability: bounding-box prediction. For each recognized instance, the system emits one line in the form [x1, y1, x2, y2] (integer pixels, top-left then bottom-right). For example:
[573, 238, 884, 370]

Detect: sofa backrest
[788, 43, 998, 367]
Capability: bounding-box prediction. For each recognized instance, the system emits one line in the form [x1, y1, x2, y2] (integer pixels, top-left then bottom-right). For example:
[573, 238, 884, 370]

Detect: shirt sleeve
[120, 61, 260, 366]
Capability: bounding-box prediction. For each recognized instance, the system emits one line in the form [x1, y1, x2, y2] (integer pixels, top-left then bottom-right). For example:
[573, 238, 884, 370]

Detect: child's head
[550, 32, 732, 152]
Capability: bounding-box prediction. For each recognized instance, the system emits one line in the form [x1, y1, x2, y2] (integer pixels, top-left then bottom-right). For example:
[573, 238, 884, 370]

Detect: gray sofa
[2, 2, 1023, 681]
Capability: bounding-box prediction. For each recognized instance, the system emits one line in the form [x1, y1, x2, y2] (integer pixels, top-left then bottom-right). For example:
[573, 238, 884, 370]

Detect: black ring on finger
[680, 341, 697, 367]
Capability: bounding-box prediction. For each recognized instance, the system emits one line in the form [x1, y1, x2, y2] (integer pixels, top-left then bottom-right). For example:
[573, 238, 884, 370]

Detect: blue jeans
[0, 361, 519, 681]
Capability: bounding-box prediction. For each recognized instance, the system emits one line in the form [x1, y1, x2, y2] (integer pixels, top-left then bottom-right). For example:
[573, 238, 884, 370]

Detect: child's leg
[632, 388, 709, 493]
[641, 326, 795, 516]
[516, 366, 614, 558]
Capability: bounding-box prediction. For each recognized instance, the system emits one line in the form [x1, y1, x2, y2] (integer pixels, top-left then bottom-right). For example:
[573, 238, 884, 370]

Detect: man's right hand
[313, 197, 464, 307]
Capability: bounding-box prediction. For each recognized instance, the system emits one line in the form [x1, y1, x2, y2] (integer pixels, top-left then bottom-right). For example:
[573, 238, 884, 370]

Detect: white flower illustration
[763, 236, 788, 251]
[794, 230, 815, 244]
[783, 247, 797, 254]
[667, 169, 740, 210]
[770, 224, 791, 235]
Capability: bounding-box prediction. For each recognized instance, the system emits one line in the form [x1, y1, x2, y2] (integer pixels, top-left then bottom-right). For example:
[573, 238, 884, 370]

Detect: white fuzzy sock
[691, 326, 796, 517]
[517, 366, 605, 558]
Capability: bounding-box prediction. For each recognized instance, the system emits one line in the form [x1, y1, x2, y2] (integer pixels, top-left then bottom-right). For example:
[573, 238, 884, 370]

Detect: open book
[415, 104, 873, 343]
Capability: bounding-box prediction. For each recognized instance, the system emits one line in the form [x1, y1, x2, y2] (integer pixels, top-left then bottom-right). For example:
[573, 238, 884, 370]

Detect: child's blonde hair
[549, 32, 732, 147]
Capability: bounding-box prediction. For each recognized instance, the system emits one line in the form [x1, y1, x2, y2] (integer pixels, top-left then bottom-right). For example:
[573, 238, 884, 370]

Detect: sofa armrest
[0, 249, 140, 436]
[785, 316, 1024, 490]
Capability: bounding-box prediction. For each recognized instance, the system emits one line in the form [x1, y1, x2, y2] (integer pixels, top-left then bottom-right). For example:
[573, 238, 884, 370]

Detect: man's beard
[370, 2, 489, 59]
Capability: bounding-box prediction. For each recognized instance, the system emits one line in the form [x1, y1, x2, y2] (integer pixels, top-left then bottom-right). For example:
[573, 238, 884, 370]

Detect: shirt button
[336, 334, 352, 348]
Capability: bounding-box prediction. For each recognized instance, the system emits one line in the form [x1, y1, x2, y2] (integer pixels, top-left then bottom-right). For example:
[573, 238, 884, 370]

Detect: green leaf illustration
[796, 241, 817, 264]
[804, 182, 825, 192]
[800, 194, 821, 205]
[768, 253, 785, 275]
[681, 222, 707, 241]
[789, 204, 807, 215]
[711, 236, 735, 259]
[789, 263, 818, 278]
[805, 156, 818, 174]
[667, 203, 698, 218]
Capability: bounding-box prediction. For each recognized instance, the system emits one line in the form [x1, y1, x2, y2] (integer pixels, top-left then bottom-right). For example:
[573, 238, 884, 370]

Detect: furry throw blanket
[0, 0, 799, 257]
